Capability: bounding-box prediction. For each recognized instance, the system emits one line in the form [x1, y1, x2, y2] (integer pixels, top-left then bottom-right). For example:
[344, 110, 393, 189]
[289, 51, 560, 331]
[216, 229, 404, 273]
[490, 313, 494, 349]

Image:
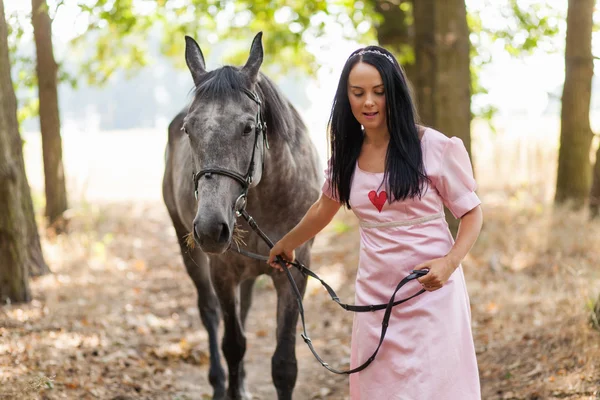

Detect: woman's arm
[268, 194, 341, 270]
[446, 204, 483, 267]
[416, 204, 483, 290]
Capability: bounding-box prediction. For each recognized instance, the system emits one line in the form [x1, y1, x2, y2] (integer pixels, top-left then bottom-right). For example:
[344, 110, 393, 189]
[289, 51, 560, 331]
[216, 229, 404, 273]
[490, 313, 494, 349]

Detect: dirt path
[0, 201, 361, 400]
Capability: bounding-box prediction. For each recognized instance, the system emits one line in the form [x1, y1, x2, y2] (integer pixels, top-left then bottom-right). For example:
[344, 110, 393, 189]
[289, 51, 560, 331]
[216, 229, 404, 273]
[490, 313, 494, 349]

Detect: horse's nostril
[218, 223, 230, 244]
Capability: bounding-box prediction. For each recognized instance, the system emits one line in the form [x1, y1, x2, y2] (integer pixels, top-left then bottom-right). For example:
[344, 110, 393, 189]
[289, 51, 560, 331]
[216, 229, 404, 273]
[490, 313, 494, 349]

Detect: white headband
[355, 49, 394, 65]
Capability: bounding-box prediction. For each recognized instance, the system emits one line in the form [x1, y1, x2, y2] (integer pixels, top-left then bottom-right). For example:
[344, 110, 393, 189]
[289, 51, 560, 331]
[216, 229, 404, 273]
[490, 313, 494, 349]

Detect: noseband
[192, 88, 268, 215]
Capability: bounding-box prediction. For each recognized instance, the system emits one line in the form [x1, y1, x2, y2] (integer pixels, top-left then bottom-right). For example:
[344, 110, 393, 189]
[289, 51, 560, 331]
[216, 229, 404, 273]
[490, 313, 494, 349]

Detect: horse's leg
[212, 267, 249, 400]
[240, 278, 256, 327]
[238, 277, 256, 384]
[271, 268, 307, 400]
[172, 222, 226, 399]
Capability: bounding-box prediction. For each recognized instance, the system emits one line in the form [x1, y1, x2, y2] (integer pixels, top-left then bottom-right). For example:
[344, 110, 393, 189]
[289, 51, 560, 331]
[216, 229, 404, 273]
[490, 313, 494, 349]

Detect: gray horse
[162, 32, 321, 400]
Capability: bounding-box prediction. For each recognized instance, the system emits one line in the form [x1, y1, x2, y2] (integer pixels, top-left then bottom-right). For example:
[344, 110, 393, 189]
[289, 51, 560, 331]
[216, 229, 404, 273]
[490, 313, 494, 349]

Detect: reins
[191, 88, 428, 375]
[233, 209, 428, 375]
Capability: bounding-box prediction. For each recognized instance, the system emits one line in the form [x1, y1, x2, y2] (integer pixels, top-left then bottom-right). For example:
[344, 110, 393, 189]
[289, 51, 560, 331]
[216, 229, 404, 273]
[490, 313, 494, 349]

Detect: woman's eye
[375, 92, 385, 96]
[353, 93, 363, 97]
[243, 124, 254, 135]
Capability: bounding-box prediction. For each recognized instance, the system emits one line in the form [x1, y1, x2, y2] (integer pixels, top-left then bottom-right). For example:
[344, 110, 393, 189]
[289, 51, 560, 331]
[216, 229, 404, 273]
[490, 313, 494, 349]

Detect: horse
[162, 32, 321, 400]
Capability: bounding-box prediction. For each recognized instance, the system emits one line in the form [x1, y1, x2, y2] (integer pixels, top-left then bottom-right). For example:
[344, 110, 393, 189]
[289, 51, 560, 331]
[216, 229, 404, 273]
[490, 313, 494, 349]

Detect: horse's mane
[193, 66, 302, 145]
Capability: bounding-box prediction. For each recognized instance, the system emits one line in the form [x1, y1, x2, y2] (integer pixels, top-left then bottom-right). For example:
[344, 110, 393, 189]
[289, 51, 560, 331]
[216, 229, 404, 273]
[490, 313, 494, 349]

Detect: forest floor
[1, 130, 600, 399]
[1, 201, 599, 400]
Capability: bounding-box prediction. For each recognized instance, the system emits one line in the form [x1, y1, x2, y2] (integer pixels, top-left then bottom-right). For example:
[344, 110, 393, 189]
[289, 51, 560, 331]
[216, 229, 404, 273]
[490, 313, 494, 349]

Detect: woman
[268, 45, 482, 399]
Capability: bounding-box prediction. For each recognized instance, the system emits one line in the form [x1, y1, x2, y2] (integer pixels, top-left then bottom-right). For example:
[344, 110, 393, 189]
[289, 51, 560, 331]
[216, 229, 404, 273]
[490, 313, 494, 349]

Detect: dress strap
[359, 212, 445, 229]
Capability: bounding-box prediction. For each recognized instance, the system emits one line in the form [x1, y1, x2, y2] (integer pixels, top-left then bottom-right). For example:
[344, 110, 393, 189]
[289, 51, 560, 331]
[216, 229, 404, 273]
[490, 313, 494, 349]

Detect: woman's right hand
[268, 240, 295, 271]
[266, 194, 341, 272]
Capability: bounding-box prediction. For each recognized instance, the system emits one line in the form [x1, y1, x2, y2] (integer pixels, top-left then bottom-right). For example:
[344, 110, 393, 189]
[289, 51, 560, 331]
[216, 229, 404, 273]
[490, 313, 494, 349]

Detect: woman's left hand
[415, 256, 459, 291]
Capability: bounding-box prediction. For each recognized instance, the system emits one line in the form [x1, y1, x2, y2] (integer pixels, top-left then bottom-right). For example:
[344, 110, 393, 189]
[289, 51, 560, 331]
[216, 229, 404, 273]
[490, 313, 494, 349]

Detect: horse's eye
[243, 124, 254, 136]
[181, 126, 189, 135]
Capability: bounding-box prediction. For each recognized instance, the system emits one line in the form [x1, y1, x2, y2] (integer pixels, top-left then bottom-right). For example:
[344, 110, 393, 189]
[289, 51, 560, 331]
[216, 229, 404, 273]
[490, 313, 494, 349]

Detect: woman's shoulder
[422, 127, 452, 145]
[421, 127, 469, 175]
[422, 127, 467, 153]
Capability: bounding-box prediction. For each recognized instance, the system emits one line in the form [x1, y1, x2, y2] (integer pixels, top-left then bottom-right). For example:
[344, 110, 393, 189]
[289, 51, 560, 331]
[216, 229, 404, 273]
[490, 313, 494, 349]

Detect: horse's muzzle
[193, 218, 231, 254]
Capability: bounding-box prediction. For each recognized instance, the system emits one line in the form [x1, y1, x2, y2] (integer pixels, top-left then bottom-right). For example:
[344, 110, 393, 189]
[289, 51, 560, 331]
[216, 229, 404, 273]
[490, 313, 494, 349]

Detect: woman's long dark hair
[327, 45, 428, 208]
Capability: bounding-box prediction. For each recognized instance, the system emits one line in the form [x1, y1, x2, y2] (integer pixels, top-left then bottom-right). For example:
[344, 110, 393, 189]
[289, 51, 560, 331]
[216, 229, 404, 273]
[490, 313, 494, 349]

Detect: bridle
[190, 87, 428, 375]
[192, 88, 268, 216]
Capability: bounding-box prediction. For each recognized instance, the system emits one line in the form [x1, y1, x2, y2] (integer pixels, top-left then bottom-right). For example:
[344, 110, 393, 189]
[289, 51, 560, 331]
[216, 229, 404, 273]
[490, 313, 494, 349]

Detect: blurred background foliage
[7, 0, 567, 125]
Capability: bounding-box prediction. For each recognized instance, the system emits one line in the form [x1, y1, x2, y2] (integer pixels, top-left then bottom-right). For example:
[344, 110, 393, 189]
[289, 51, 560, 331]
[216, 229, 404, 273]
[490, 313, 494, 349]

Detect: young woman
[268, 46, 482, 399]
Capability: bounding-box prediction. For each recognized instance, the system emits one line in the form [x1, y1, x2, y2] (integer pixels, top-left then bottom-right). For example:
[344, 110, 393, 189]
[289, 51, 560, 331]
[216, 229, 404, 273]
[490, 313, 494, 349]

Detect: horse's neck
[258, 135, 314, 191]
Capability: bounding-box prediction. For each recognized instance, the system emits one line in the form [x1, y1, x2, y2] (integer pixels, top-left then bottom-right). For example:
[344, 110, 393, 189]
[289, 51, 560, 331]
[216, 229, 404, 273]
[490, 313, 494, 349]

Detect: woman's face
[347, 61, 387, 134]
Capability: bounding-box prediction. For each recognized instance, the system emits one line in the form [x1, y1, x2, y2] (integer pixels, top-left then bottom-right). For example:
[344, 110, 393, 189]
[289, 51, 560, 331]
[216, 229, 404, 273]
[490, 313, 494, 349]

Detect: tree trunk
[590, 138, 600, 218]
[413, 0, 471, 151]
[413, 0, 471, 235]
[413, 0, 436, 126]
[555, 0, 594, 207]
[6, 1, 50, 278]
[32, 0, 68, 229]
[0, 0, 31, 304]
[20, 168, 50, 276]
[370, 0, 416, 85]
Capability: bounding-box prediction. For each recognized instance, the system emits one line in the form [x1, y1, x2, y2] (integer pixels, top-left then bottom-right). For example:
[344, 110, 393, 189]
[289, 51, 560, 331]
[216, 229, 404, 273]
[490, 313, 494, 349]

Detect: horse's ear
[185, 36, 206, 86]
[241, 32, 263, 84]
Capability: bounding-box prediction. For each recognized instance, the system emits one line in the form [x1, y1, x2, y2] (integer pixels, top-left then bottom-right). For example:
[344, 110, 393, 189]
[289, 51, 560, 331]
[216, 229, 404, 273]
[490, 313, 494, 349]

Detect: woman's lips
[363, 112, 378, 120]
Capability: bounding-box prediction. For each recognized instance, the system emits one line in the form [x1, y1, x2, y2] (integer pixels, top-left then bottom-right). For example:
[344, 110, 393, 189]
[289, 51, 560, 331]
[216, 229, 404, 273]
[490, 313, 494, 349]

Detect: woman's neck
[363, 127, 390, 148]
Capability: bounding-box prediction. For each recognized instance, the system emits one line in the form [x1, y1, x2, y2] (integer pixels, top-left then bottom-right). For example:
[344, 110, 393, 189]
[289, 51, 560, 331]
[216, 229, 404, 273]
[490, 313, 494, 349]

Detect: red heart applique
[368, 190, 387, 212]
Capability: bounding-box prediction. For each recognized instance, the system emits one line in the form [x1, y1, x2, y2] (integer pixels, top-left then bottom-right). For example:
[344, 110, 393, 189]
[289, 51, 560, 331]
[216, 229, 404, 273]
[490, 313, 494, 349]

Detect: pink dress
[322, 128, 481, 400]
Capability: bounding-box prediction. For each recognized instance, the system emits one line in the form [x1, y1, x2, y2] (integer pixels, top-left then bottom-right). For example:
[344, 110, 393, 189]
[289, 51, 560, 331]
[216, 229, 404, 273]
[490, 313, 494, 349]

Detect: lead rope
[236, 208, 428, 374]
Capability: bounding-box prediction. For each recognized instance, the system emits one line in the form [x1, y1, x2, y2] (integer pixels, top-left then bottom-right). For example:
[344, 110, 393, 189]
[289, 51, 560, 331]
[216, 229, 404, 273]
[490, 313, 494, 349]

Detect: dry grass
[467, 203, 600, 400]
[183, 222, 248, 251]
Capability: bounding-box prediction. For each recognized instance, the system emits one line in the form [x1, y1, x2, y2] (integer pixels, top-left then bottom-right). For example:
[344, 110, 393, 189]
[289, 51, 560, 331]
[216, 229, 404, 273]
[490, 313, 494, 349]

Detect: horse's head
[183, 33, 268, 254]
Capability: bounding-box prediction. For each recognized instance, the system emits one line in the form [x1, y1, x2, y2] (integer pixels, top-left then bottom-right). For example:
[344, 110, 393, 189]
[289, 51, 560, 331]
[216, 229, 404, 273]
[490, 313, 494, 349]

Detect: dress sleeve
[437, 137, 481, 219]
[321, 158, 340, 202]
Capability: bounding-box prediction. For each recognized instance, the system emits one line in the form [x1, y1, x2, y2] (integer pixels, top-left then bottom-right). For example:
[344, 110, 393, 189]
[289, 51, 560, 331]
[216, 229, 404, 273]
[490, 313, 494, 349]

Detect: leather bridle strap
[235, 208, 428, 375]
[194, 168, 247, 187]
[192, 88, 266, 206]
